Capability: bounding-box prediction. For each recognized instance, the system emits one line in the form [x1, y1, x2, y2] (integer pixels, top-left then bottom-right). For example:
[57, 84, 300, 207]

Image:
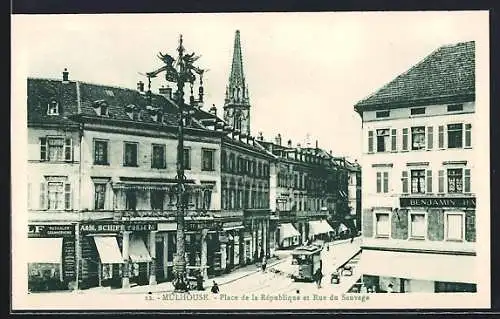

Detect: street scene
[12, 11, 489, 310]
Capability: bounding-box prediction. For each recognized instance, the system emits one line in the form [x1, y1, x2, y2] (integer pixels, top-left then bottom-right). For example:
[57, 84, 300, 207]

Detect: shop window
[40, 137, 73, 162]
[125, 190, 137, 211]
[123, 142, 138, 167]
[375, 213, 390, 238]
[447, 124, 463, 148]
[151, 144, 166, 169]
[410, 213, 426, 239]
[447, 169, 463, 193]
[410, 170, 425, 194]
[94, 183, 106, 210]
[183, 148, 191, 170]
[202, 149, 215, 171]
[411, 126, 426, 150]
[446, 213, 464, 241]
[151, 190, 165, 210]
[376, 129, 390, 152]
[94, 139, 109, 165]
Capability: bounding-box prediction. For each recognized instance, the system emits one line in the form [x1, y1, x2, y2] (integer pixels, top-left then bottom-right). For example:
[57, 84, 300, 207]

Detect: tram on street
[290, 244, 323, 282]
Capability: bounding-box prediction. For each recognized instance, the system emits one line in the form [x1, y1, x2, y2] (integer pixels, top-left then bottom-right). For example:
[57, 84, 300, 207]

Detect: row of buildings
[355, 40, 477, 293]
[27, 30, 361, 291]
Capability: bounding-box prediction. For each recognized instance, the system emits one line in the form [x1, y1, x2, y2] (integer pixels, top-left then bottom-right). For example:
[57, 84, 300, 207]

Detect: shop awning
[94, 236, 123, 264]
[27, 238, 63, 264]
[309, 220, 334, 236]
[129, 237, 152, 263]
[358, 250, 477, 284]
[279, 223, 300, 242]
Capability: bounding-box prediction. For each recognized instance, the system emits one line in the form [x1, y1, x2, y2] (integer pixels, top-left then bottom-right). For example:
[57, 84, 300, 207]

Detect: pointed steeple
[223, 30, 251, 135]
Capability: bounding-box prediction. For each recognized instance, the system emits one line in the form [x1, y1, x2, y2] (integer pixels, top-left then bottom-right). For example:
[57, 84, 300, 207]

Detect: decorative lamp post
[144, 34, 205, 292]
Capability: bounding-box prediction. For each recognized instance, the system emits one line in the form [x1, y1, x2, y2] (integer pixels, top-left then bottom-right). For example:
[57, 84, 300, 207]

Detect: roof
[354, 41, 475, 112]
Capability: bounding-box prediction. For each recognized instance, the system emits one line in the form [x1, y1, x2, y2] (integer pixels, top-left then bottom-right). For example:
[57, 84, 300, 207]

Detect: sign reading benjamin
[79, 222, 157, 234]
[28, 224, 75, 238]
[400, 197, 476, 209]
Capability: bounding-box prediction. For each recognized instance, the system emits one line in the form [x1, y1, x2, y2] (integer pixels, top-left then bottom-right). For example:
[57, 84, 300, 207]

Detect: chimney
[329, 150, 333, 155]
[275, 133, 282, 146]
[209, 104, 217, 116]
[287, 139, 292, 148]
[159, 85, 173, 99]
[315, 140, 318, 149]
[137, 81, 144, 92]
[62, 68, 69, 83]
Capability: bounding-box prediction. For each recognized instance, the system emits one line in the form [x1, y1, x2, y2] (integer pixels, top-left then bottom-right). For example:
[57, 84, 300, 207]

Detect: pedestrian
[196, 272, 204, 291]
[360, 284, 368, 293]
[314, 268, 323, 288]
[261, 256, 267, 272]
[387, 283, 394, 293]
[211, 280, 220, 294]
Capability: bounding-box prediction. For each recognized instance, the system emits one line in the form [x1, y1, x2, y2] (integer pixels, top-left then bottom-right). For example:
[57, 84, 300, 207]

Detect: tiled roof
[27, 78, 204, 129]
[354, 41, 475, 111]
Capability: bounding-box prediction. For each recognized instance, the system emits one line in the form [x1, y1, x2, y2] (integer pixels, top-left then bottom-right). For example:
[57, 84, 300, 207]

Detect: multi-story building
[355, 41, 477, 293]
[345, 159, 362, 233]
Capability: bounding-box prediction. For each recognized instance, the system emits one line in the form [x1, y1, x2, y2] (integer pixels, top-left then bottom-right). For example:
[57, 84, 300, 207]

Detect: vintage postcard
[11, 11, 490, 311]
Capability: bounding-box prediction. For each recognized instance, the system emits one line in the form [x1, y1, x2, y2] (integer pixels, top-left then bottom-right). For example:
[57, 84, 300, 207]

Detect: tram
[291, 244, 323, 282]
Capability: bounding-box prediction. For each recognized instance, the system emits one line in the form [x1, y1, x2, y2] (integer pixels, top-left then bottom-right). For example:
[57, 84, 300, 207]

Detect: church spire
[223, 30, 251, 135]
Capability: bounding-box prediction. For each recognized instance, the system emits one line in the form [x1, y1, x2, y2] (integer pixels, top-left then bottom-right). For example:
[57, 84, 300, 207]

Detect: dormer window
[105, 89, 115, 97]
[125, 104, 136, 120]
[47, 100, 59, 115]
[92, 100, 109, 117]
[100, 103, 108, 116]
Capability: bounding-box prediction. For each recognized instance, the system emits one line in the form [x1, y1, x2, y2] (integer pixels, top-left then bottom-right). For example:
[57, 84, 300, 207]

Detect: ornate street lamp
[144, 34, 205, 292]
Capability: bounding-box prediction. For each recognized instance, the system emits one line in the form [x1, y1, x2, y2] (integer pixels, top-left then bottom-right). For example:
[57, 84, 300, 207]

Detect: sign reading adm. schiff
[79, 222, 157, 234]
[400, 197, 476, 209]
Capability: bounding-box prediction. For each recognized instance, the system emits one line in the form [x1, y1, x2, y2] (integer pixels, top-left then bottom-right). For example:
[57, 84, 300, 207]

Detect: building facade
[355, 41, 477, 293]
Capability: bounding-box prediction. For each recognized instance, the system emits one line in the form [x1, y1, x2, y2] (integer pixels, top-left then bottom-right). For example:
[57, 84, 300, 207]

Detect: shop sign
[185, 220, 223, 232]
[79, 222, 157, 234]
[400, 197, 476, 209]
[28, 224, 75, 238]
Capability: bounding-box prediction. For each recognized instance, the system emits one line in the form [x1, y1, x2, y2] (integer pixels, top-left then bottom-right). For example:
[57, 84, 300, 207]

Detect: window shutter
[39, 182, 47, 210]
[464, 169, 471, 193]
[402, 171, 408, 194]
[64, 138, 73, 161]
[427, 126, 433, 149]
[391, 129, 397, 152]
[368, 131, 373, 153]
[383, 172, 389, 193]
[64, 183, 72, 210]
[426, 170, 433, 193]
[40, 138, 47, 161]
[402, 128, 408, 151]
[465, 124, 472, 148]
[376, 172, 381, 193]
[438, 170, 445, 193]
[438, 125, 444, 148]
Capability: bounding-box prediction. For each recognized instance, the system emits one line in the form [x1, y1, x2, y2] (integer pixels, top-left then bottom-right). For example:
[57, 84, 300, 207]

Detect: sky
[12, 11, 488, 161]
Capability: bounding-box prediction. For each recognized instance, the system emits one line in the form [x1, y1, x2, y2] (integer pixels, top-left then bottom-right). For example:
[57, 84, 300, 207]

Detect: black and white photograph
[11, 11, 490, 310]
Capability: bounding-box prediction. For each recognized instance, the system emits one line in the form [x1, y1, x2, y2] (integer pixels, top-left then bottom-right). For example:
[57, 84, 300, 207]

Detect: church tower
[223, 30, 251, 135]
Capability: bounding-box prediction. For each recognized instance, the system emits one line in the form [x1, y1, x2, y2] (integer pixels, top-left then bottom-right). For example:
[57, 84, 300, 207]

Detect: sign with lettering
[28, 224, 75, 238]
[400, 197, 476, 209]
[79, 222, 157, 234]
[185, 220, 223, 232]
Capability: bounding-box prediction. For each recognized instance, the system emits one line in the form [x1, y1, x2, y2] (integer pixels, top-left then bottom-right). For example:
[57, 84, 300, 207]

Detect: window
[368, 131, 374, 153]
[123, 142, 138, 167]
[447, 104, 463, 112]
[426, 170, 433, 193]
[402, 171, 408, 193]
[411, 170, 425, 194]
[465, 124, 472, 148]
[47, 100, 59, 115]
[447, 124, 463, 148]
[228, 153, 235, 172]
[383, 172, 389, 193]
[125, 190, 137, 210]
[391, 129, 397, 152]
[446, 213, 464, 241]
[183, 148, 191, 170]
[447, 169, 463, 193]
[438, 170, 445, 193]
[411, 107, 426, 115]
[202, 149, 215, 171]
[376, 110, 390, 118]
[151, 190, 164, 210]
[410, 213, 426, 239]
[40, 137, 73, 161]
[376, 129, 390, 152]
[44, 181, 71, 210]
[151, 144, 166, 169]
[375, 213, 390, 238]
[438, 126, 445, 148]
[427, 127, 433, 149]
[94, 140, 109, 165]
[94, 184, 106, 210]
[411, 127, 425, 150]
[376, 172, 389, 193]
[402, 128, 409, 151]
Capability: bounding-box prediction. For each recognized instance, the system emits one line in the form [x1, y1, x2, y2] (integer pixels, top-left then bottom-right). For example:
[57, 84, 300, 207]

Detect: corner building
[355, 41, 477, 293]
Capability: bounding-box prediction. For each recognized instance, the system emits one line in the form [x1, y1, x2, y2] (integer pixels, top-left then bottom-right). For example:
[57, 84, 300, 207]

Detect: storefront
[307, 220, 334, 242]
[78, 222, 156, 289]
[277, 223, 300, 248]
[27, 224, 76, 292]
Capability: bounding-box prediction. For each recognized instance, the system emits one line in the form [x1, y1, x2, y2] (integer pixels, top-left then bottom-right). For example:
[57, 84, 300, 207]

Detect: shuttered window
[465, 124, 472, 148]
[427, 126, 433, 149]
[426, 170, 433, 193]
[64, 183, 72, 210]
[375, 213, 390, 237]
[446, 214, 464, 241]
[402, 128, 408, 151]
[391, 129, 397, 152]
[464, 169, 471, 193]
[39, 182, 47, 210]
[368, 131, 374, 153]
[402, 171, 408, 194]
[438, 170, 445, 193]
[376, 172, 382, 193]
[438, 125, 445, 148]
[383, 172, 389, 193]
